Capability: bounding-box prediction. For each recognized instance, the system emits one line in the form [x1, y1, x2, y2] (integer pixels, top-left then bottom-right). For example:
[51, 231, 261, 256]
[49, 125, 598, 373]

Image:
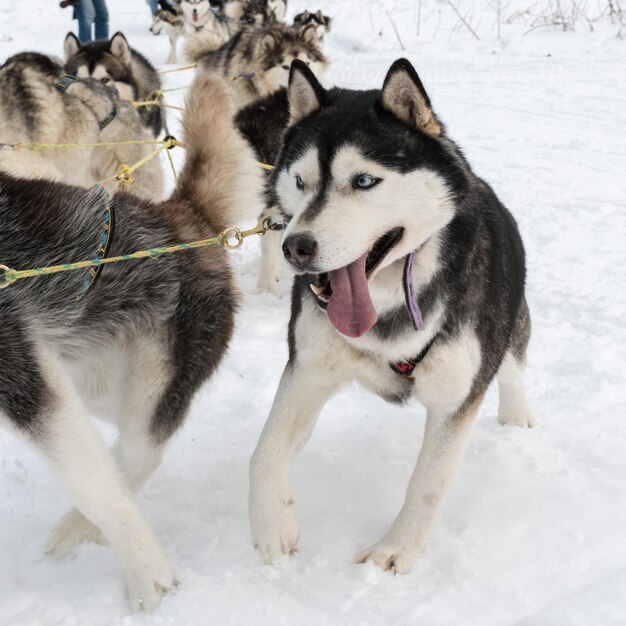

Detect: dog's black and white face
[275, 59, 467, 337]
[258, 25, 327, 92]
[293, 10, 332, 41]
[64, 32, 135, 102]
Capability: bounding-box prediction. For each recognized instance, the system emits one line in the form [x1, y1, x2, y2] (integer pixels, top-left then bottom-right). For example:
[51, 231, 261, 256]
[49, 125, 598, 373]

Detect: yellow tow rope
[0, 216, 279, 290]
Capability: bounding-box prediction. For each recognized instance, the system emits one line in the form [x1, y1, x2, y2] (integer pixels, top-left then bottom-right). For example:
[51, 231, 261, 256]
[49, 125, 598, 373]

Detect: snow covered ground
[1, 0, 626, 624]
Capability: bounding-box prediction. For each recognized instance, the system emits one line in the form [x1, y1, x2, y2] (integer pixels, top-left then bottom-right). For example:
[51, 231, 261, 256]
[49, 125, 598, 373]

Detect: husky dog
[236, 88, 288, 295]
[193, 23, 328, 107]
[64, 32, 163, 138]
[151, 1, 184, 64]
[249, 59, 534, 573]
[180, 0, 214, 33]
[0, 52, 163, 201]
[293, 10, 332, 44]
[0, 72, 263, 611]
[182, 0, 283, 61]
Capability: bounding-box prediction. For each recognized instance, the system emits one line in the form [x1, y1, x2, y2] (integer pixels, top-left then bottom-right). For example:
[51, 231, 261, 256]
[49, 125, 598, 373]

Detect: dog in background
[191, 23, 328, 107]
[249, 59, 534, 573]
[0, 52, 163, 201]
[150, 0, 184, 64]
[0, 71, 263, 612]
[64, 32, 163, 138]
[236, 88, 288, 295]
[293, 10, 332, 44]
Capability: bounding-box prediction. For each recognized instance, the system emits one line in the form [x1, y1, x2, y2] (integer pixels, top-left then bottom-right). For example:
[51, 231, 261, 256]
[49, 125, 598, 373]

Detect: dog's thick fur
[192, 23, 328, 107]
[64, 32, 163, 137]
[0, 52, 164, 200]
[249, 59, 534, 573]
[0, 72, 263, 611]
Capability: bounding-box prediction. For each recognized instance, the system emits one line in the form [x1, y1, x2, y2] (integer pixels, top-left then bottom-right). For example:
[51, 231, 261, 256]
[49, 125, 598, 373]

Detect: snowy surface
[1, 0, 626, 624]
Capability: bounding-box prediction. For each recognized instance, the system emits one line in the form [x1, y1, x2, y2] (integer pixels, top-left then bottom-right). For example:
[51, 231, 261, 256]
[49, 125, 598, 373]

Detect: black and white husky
[249, 59, 534, 573]
[0, 73, 263, 611]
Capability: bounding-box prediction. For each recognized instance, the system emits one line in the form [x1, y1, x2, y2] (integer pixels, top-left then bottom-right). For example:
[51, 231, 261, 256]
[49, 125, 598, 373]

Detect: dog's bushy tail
[184, 31, 224, 63]
[173, 71, 263, 232]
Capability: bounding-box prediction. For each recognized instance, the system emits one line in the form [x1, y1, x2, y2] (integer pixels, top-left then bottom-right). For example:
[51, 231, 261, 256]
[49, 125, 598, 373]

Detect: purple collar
[402, 237, 431, 331]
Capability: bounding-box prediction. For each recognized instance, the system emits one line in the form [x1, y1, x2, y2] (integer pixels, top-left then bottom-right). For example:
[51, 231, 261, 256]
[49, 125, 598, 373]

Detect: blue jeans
[75, 0, 109, 42]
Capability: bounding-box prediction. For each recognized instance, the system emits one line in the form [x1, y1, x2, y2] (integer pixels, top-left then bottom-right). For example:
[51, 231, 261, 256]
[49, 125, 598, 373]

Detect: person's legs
[149, 0, 159, 16]
[92, 0, 109, 40]
[75, 0, 95, 43]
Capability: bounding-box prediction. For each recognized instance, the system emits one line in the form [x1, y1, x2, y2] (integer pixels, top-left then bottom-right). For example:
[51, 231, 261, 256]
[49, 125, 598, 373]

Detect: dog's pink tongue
[327, 252, 378, 338]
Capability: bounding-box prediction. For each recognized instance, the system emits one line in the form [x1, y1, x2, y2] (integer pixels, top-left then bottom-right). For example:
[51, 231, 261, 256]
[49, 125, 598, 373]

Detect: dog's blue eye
[295, 174, 304, 190]
[354, 174, 378, 189]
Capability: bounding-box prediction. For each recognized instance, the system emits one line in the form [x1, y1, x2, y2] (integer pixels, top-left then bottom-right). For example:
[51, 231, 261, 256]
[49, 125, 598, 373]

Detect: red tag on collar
[390, 358, 418, 381]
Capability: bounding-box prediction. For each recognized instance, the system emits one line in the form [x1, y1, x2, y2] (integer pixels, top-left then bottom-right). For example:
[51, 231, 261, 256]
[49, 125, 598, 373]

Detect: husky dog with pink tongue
[249, 58, 534, 573]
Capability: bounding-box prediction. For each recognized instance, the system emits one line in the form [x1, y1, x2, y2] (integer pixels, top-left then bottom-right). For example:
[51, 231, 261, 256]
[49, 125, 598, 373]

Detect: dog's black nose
[283, 234, 317, 269]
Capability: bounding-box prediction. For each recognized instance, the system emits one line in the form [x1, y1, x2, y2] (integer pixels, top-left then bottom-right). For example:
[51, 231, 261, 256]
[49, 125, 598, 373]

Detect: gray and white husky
[192, 23, 328, 107]
[64, 32, 163, 137]
[0, 72, 263, 611]
[293, 10, 332, 44]
[151, 1, 185, 65]
[249, 59, 534, 573]
[0, 52, 163, 201]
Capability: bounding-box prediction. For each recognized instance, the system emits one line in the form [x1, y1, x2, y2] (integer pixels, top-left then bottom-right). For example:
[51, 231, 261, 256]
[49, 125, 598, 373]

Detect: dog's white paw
[498, 409, 536, 428]
[46, 508, 104, 557]
[126, 548, 178, 613]
[355, 539, 421, 574]
[254, 279, 282, 299]
[250, 489, 300, 564]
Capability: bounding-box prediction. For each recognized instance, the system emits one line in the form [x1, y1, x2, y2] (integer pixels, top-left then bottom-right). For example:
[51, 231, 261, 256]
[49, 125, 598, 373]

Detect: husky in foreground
[192, 23, 328, 107]
[249, 59, 534, 572]
[0, 52, 163, 201]
[0, 72, 263, 611]
[64, 32, 163, 137]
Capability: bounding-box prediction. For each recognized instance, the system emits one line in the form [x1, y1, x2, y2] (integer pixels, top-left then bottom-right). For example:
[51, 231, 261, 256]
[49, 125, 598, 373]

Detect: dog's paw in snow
[126, 551, 178, 613]
[250, 489, 300, 563]
[355, 539, 422, 574]
[254, 277, 282, 298]
[46, 508, 105, 557]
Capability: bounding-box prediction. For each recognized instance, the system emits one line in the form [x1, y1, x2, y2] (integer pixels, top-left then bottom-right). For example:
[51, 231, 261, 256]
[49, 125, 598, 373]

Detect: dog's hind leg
[48, 334, 171, 556]
[497, 299, 535, 428]
[28, 352, 175, 612]
[249, 361, 346, 563]
[497, 351, 534, 428]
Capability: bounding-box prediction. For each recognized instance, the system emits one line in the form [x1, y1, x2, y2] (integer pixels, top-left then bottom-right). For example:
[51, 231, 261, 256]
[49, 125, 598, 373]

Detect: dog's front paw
[126, 549, 178, 613]
[355, 538, 422, 575]
[254, 278, 282, 298]
[498, 409, 536, 428]
[250, 488, 300, 564]
[46, 508, 104, 557]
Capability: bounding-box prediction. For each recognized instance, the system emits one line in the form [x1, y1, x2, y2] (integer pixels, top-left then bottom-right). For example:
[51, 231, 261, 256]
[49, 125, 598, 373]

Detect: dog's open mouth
[308, 227, 403, 338]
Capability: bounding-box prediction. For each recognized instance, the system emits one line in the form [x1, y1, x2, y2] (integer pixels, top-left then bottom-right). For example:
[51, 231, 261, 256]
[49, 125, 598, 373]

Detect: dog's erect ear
[64, 32, 82, 60]
[260, 32, 279, 51]
[269, 0, 286, 21]
[109, 32, 132, 66]
[288, 59, 324, 126]
[381, 58, 441, 137]
[301, 23, 318, 43]
[324, 15, 333, 32]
